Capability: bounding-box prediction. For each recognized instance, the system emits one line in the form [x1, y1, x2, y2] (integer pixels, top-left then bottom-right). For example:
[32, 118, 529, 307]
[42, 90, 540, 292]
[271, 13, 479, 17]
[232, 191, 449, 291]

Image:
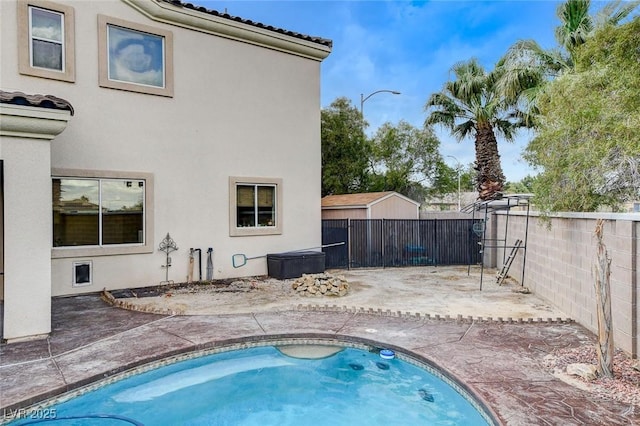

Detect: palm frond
[491, 118, 518, 142]
[425, 92, 452, 108]
[425, 92, 467, 118]
[501, 40, 571, 78]
[424, 110, 455, 129]
[555, 0, 593, 51]
[452, 120, 476, 141]
[594, 0, 640, 27]
[448, 59, 488, 103]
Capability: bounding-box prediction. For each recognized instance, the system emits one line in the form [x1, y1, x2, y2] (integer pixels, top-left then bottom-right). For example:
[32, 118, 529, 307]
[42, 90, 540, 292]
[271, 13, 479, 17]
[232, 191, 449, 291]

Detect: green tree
[526, 18, 640, 211]
[498, 0, 639, 122]
[555, 0, 639, 57]
[504, 175, 537, 194]
[321, 97, 371, 196]
[429, 161, 475, 197]
[368, 121, 441, 201]
[425, 59, 524, 200]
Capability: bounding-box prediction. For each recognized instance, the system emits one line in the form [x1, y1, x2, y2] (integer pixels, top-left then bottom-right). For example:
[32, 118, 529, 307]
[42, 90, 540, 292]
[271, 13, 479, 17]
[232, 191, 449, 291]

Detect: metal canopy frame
[462, 194, 533, 290]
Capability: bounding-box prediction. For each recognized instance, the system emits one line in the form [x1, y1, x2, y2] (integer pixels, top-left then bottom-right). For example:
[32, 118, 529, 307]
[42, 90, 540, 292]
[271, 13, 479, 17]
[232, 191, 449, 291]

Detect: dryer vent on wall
[73, 261, 92, 287]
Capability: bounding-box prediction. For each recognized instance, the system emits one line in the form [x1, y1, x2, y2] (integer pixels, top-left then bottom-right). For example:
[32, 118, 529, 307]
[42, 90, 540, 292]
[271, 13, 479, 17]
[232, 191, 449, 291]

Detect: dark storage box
[267, 251, 326, 279]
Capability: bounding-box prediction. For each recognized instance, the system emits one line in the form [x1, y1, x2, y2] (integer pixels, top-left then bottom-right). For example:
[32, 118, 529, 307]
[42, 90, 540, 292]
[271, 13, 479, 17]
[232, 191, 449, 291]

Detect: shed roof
[322, 191, 420, 209]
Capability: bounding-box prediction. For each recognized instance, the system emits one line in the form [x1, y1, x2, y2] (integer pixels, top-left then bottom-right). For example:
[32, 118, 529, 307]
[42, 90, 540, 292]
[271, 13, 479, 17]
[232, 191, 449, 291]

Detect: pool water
[12, 346, 491, 425]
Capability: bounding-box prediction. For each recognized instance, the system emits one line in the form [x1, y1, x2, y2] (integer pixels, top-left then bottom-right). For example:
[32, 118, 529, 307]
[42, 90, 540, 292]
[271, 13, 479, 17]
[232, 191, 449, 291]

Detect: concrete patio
[1, 267, 638, 425]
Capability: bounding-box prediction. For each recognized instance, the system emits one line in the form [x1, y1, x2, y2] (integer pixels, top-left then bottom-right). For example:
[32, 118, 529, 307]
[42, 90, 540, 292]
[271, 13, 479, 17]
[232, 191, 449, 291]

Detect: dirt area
[108, 265, 567, 319]
[544, 345, 640, 408]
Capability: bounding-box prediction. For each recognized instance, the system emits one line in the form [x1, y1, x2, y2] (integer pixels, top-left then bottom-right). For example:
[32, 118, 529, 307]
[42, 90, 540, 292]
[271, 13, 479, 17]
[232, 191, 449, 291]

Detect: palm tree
[425, 59, 523, 200]
[498, 0, 639, 120]
[555, 0, 593, 57]
[557, 0, 639, 54]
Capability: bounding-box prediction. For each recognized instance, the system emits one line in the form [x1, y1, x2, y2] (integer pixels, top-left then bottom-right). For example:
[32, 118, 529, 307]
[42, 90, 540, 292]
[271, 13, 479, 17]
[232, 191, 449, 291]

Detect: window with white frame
[237, 184, 276, 228]
[29, 6, 64, 70]
[18, 0, 75, 81]
[53, 177, 145, 247]
[98, 15, 173, 97]
[229, 177, 282, 236]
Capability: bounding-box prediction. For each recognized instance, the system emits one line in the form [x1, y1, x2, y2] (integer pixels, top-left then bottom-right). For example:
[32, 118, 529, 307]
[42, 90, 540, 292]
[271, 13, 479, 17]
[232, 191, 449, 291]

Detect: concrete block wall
[494, 211, 639, 357]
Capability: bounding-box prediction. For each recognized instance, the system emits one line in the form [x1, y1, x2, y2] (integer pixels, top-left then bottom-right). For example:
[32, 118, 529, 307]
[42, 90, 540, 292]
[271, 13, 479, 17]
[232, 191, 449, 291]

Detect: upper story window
[29, 6, 64, 70]
[18, 0, 75, 82]
[98, 15, 174, 97]
[229, 177, 283, 236]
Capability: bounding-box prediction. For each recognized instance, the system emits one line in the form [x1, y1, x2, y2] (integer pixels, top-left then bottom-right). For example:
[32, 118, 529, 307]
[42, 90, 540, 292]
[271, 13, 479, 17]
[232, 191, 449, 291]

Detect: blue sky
[197, 0, 567, 182]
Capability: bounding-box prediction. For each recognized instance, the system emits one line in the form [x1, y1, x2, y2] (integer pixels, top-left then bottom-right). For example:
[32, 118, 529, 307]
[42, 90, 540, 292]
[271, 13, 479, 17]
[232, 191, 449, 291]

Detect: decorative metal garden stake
[159, 232, 178, 284]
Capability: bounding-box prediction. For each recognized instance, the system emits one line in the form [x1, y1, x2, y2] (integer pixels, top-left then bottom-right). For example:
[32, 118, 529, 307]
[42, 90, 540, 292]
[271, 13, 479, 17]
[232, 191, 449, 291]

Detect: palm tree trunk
[474, 124, 506, 200]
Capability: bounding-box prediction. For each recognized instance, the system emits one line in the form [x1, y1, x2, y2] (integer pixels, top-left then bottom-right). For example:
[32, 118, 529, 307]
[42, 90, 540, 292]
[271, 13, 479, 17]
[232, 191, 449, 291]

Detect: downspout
[206, 247, 213, 281]
[192, 248, 202, 281]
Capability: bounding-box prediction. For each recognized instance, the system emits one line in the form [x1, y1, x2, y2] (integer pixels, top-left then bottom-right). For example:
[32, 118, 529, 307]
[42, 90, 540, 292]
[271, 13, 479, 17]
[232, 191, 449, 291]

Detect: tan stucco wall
[2, 0, 326, 297]
[370, 195, 419, 219]
[0, 134, 53, 340]
[494, 211, 640, 357]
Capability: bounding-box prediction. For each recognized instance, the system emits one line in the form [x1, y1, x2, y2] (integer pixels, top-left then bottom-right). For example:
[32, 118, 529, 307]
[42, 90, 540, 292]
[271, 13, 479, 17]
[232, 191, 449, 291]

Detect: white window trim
[229, 177, 283, 237]
[18, 0, 75, 82]
[98, 15, 174, 97]
[52, 169, 154, 259]
[29, 6, 65, 70]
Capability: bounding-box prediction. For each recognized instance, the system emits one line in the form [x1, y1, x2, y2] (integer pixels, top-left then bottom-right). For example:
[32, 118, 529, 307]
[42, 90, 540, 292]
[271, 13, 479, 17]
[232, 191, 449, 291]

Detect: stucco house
[321, 191, 420, 220]
[421, 191, 478, 212]
[0, 0, 331, 342]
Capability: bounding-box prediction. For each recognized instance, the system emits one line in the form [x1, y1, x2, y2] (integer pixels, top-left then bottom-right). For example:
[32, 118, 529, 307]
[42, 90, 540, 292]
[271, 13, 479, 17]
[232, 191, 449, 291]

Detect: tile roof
[160, 0, 332, 48]
[0, 90, 74, 115]
[321, 192, 397, 208]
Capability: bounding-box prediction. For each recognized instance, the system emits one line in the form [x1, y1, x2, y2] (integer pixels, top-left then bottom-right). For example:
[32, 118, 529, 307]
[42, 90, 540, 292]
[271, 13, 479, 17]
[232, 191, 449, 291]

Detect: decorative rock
[566, 363, 598, 381]
[291, 273, 349, 297]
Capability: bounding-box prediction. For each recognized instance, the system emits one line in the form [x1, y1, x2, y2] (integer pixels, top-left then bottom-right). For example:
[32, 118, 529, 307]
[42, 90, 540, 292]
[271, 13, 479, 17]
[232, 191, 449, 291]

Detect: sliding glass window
[53, 178, 145, 247]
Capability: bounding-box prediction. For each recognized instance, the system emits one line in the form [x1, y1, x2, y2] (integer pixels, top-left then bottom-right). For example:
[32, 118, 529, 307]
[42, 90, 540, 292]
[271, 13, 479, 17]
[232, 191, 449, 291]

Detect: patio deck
[1, 293, 638, 425]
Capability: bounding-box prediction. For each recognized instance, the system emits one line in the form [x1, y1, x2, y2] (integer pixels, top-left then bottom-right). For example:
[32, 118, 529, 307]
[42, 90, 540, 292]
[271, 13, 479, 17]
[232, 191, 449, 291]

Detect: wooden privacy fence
[321, 219, 483, 269]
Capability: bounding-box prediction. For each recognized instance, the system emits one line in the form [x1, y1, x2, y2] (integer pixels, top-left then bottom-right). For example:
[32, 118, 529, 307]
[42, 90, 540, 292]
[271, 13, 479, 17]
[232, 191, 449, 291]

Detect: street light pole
[360, 89, 401, 131]
[446, 155, 462, 211]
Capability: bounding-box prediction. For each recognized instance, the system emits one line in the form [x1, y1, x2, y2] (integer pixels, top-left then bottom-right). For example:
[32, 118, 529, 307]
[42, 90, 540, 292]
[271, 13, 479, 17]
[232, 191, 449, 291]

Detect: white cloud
[32, 25, 61, 41]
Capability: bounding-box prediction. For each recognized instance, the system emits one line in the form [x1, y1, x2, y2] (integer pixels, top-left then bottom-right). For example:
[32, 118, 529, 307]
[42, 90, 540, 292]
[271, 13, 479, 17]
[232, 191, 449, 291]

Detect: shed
[321, 191, 420, 220]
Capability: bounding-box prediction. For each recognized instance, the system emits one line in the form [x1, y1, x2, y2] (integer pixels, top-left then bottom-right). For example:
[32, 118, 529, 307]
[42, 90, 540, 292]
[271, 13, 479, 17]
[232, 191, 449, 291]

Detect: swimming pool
[9, 341, 495, 425]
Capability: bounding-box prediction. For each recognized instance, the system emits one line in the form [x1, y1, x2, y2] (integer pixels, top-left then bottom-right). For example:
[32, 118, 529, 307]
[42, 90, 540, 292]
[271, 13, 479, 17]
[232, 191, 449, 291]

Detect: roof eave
[321, 205, 368, 210]
[1, 103, 72, 140]
[368, 192, 421, 208]
[123, 0, 332, 61]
